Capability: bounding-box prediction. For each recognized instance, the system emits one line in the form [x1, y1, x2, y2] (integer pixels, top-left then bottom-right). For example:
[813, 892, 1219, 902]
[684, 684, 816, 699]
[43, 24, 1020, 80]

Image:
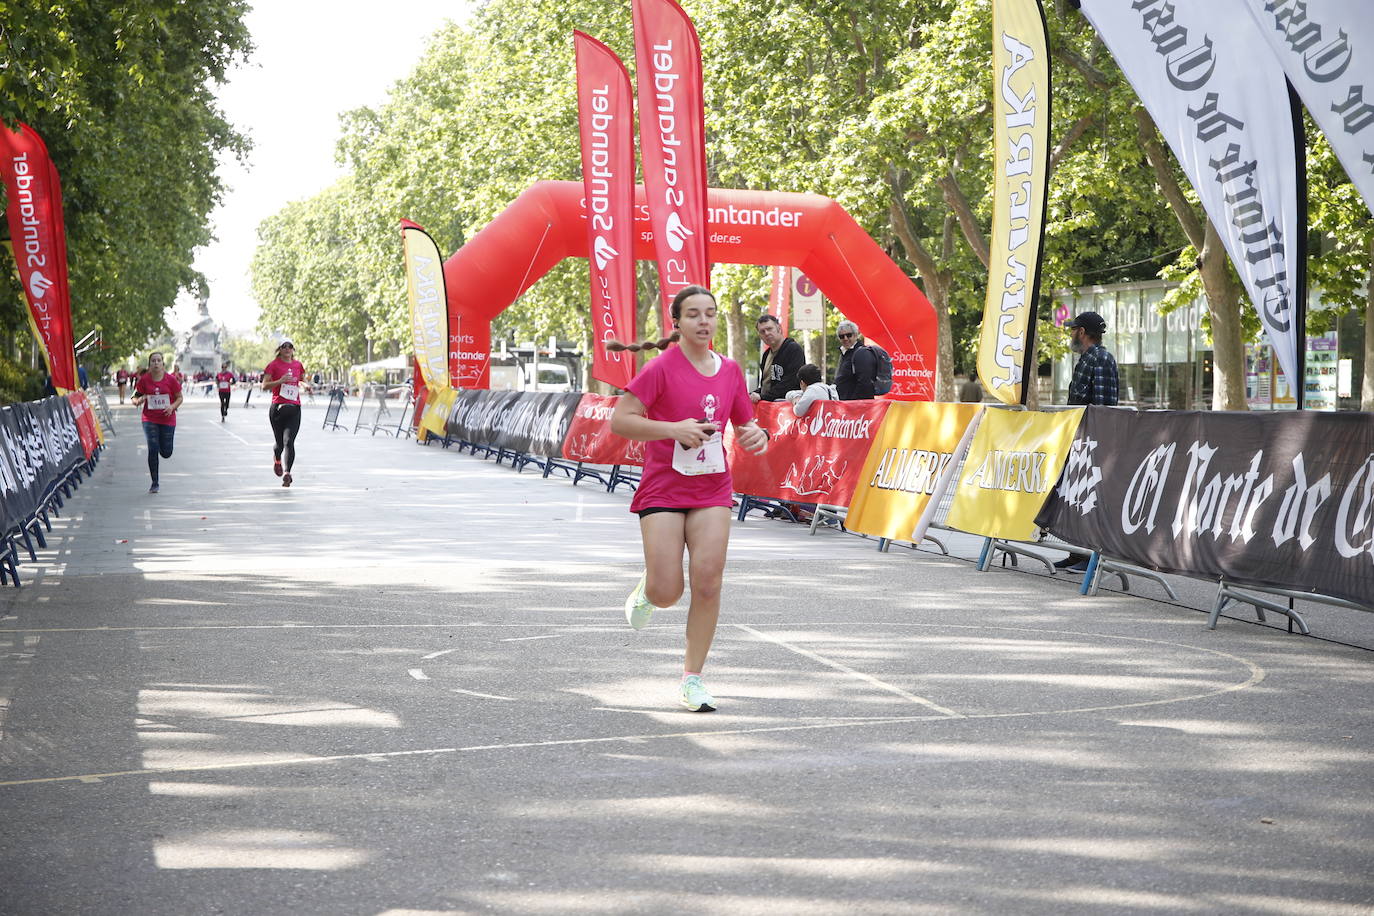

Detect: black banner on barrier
[0, 410, 31, 533]
[0, 396, 83, 535]
[1036, 407, 1374, 606]
[447, 390, 500, 444]
[495, 392, 582, 456]
[446, 390, 581, 458]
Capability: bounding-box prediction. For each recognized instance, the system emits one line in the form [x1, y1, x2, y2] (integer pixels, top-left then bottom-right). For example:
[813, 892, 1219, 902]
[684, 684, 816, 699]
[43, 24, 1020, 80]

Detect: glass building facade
[1050, 280, 1367, 411]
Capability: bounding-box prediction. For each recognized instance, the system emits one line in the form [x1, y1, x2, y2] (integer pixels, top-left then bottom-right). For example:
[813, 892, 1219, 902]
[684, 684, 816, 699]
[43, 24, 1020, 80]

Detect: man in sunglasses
[834, 320, 878, 400]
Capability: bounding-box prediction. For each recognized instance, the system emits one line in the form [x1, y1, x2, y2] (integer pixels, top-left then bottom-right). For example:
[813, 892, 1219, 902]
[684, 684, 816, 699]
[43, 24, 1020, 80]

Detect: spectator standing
[215, 361, 236, 422]
[786, 363, 837, 417]
[750, 313, 805, 403]
[834, 320, 878, 400]
[1056, 311, 1120, 572]
[131, 351, 183, 494]
[1065, 311, 1118, 406]
[959, 372, 984, 403]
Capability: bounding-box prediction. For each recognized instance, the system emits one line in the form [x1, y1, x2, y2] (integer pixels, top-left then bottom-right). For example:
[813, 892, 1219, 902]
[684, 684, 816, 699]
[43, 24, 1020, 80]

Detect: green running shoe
[680, 675, 716, 712]
[625, 573, 656, 629]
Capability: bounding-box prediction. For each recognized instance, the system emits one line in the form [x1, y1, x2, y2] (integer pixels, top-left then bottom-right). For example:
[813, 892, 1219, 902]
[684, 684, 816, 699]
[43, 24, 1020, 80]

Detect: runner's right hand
[672, 418, 716, 449]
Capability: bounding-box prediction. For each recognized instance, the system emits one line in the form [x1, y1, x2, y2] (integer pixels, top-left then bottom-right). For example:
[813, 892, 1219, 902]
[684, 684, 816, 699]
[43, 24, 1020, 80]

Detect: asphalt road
[0, 394, 1370, 915]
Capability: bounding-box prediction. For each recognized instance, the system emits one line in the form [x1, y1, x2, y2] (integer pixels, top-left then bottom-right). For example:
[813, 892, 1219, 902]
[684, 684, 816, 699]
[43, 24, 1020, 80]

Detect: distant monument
[175, 294, 226, 375]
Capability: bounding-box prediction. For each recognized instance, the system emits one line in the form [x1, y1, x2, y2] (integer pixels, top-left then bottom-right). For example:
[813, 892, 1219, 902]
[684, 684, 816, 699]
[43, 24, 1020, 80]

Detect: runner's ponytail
[606, 332, 681, 353]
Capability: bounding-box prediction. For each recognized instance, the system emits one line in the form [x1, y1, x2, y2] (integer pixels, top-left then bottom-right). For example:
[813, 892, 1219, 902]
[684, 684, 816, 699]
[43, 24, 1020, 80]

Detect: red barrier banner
[65, 391, 98, 460]
[0, 123, 77, 391]
[575, 31, 637, 390]
[730, 400, 891, 506]
[562, 394, 644, 466]
[633, 0, 710, 329]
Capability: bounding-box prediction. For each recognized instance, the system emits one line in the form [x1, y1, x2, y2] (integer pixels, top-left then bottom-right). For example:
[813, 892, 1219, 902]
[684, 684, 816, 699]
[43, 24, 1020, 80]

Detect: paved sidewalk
[1, 396, 1371, 915]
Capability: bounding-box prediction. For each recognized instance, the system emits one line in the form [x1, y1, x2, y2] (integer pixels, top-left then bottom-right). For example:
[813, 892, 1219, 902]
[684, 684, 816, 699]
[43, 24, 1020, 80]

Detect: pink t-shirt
[625, 346, 754, 512]
[264, 359, 306, 405]
[216, 371, 236, 391]
[135, 373, 182, 426]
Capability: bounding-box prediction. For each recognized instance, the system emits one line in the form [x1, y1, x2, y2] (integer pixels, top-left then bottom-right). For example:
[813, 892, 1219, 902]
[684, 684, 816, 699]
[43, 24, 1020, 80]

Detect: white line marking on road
[143, 509, 151, 532]
[733, 623, 965, 718]
[0, 645, 1266, 789]
[450, 688, 515, 701]
[211, 420, 255, 447]
[421, 648, 460, 660]
[500, 634, 561, 642]
[408, 668, 430, 681]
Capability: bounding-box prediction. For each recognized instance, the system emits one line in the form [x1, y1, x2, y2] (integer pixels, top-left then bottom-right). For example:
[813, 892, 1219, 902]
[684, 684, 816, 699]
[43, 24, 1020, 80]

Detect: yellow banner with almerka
[418, 386, 457, 439]
[402, 222, 450, 393]
[977, 0, 1051, 406]
[946, 408, 1083, 541]
[847, 402, 985, 543]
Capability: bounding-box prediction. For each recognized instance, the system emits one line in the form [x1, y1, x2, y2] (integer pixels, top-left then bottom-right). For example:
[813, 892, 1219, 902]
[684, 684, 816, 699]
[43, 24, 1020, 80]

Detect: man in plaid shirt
[1066, 311, 1118, 406]
[1056, 311, 1118, 572]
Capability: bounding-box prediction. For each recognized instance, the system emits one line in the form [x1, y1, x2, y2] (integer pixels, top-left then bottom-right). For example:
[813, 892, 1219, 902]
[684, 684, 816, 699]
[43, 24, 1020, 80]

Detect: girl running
[215, 361, 236, 421]
[609, 285, 769, 712]
[131, 351, 183, 494]
[262, 341, 305, 487]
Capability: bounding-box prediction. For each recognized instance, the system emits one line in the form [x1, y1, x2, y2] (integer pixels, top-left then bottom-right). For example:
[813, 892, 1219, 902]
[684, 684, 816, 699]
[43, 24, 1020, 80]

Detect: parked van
[489, 359, 576, 393]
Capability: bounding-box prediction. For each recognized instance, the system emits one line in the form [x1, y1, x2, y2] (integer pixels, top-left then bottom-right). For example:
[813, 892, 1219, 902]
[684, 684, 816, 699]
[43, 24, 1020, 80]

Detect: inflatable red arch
[443, 179, 937, 399]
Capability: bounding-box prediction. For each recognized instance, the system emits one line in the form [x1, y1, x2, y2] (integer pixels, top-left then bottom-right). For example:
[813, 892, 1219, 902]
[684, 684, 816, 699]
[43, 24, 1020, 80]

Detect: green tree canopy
[0, 0, 253, 378]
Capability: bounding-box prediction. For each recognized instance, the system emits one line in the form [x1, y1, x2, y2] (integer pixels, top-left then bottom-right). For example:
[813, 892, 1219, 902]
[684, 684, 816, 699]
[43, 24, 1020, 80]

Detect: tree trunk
[807, 331, 825, 376]
[1024, 338, 1041, 410]
[930, 269, 955, 402]
[725, 291, 746, 367]
[1363, 237, 1374, 411]
[884, 170, 954, 402]
[1199, 221, 1248, 410]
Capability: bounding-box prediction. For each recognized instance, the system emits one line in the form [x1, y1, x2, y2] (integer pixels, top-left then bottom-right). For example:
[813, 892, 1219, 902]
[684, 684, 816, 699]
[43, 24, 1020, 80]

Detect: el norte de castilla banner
[1037, 407, 1374, 607]
[1243, 0, 1374, 219]
[1076, 0, 1306, 393]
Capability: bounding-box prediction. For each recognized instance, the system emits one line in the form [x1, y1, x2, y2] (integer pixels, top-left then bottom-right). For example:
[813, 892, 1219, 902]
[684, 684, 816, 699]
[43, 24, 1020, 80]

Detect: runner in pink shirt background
[131, 351, 183, 494]
[262, 341, 305, 488]
[215, 361, 236, 422]
[609, 285, 769, 712]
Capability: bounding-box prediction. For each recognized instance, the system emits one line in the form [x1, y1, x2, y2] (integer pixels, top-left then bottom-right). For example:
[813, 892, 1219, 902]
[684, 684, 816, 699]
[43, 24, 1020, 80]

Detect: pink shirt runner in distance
[624, 346, 754, 513]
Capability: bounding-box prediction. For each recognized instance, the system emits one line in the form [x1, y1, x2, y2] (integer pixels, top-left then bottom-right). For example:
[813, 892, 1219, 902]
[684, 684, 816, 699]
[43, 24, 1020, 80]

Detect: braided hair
[605, 285, 714, 352]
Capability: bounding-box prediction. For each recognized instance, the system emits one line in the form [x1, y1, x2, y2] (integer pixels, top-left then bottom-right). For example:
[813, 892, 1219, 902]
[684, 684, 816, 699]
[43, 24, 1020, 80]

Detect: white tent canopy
[349, 355, 409, 374]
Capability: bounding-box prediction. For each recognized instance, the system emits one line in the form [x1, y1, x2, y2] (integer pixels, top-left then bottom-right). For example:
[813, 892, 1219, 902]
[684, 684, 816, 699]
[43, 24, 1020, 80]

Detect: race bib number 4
[672, 431, 726, 476]
[147, 393, 170, 410]
[279, 384, 300, 401]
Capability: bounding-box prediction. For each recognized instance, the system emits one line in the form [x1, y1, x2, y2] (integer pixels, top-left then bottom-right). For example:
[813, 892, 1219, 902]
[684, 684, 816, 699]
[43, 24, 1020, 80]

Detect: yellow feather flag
[977, 0, 1051, 406]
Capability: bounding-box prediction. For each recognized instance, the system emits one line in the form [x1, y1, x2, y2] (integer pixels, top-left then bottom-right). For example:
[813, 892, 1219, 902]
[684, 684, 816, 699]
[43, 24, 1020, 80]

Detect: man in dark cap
[1056, 311, 1120, 571]
[1065, 311, 1118, 406]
